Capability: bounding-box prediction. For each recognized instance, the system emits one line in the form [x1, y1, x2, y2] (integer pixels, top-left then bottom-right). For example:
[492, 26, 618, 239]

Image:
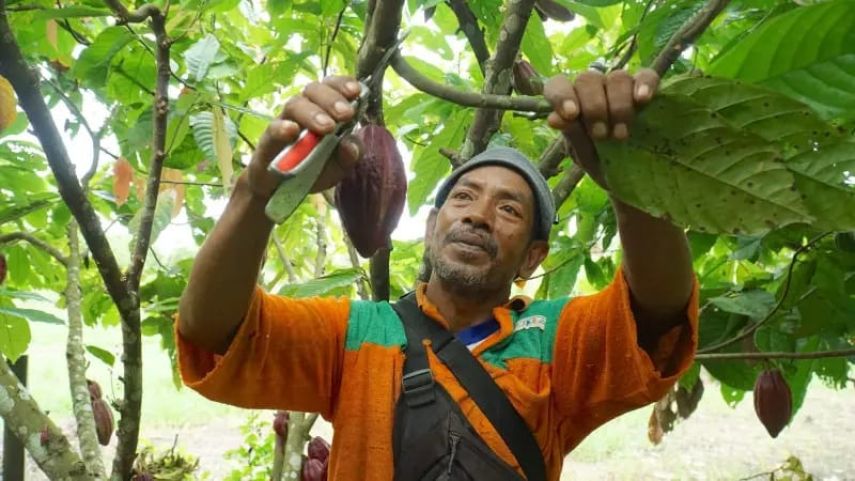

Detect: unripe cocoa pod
[753, 369, 792, 438]
[301, 458, 325, 481]
[87, 379, 103, 400]
[92, 398, 114, 446]
[512, 60, 544, 96]
[335, 124, 407, 258]
[0, 253, 6, 285]
[273, 410, 289, 439]
[534, 0, 574, 22]
[307, 436, 330, 463]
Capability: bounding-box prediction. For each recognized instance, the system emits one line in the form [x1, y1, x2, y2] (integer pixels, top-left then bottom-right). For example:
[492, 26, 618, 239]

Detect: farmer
[177, 69, 698, 480]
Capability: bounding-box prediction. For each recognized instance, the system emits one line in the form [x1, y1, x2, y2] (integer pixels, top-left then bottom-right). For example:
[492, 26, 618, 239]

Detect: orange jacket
[178, 269, 698, 480]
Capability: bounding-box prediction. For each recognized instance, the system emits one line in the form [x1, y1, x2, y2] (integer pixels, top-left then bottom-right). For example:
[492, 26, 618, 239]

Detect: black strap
[393, 294, 547, 481]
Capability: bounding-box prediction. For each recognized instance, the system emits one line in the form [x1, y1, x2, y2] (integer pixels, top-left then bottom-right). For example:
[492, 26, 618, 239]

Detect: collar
[413, 283, 531, 356]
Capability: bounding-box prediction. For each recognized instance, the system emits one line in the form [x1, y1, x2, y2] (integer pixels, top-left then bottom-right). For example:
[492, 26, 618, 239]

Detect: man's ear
[424, 208, 438, 248]
[518, 240, 549, 279]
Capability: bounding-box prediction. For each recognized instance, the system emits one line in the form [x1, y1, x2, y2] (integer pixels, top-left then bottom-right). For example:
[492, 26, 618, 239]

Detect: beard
[426, 227, 507, 296]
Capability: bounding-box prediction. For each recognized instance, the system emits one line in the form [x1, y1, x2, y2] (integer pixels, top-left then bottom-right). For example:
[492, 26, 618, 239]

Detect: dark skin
[178, 70, 694, 355]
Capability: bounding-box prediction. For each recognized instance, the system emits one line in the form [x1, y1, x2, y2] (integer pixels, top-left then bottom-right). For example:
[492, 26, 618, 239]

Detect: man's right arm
[177, 76, 364, 355]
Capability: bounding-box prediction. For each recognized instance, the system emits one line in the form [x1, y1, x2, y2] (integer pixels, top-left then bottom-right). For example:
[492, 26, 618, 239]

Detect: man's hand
[543, 69, 659, 187]
[247, 75, 364, 200]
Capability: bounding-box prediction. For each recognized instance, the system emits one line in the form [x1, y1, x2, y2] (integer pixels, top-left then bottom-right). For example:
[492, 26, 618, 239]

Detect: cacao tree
[0, 0, 853, 478]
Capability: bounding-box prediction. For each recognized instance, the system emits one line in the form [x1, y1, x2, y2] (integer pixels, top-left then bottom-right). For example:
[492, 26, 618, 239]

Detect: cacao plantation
[0, 0, 853, 478]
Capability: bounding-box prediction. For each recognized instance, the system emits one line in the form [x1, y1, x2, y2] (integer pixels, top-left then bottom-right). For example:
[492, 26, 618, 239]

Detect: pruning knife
[264, 32, 409, 224]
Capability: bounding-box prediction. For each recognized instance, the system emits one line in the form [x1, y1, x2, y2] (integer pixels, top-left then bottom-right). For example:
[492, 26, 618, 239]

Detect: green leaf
[183, 34, 222, 82]
[0, 313, 30, 362]
[240, 59, 305, 101]
[279, 268, 364, 297]
[786, 142, 855, 231]
[86, 345, 115, 367]
[407, 109, 470, 213]
[0, 307, 64, 324]
[597, 92, 813, 235]
[0, 288, 51, 303]
[189, 110, 237, 169]
[521, 15, 554, 75]
[708, 1, 855, 120]
[0, 196, 55, 226]
[709, 289, 776, 319]
[704, 358, 758, 391]
[544, 245, 583, 299]
[554, 0, 604, 28]
[72, 26, 134, 87]
[127, 193, 175, 251]
[637, 0, 705, 65]
[678, 362, 701, 391]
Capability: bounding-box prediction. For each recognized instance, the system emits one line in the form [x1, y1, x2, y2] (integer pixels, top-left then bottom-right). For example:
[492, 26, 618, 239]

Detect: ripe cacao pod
[0, 253, 6, 285]
[87, 379, 103, 400]
[512, 60, 544, 96]
[0, 74, 17, 132]
[534, 0, 574, 22]
[301, 458, 325, 481]
[92, 398, 114, 446]
[753, 368, 792, 438]
[334, 124, 407, 258]
[307, 436, 330, 464]
[273, 410, 289, 439]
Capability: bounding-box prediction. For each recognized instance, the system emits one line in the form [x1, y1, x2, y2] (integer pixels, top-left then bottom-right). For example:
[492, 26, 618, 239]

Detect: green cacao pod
[753, 369, 792, 438]
[335, 124, 407, 258]
[512, 60, 544, 96]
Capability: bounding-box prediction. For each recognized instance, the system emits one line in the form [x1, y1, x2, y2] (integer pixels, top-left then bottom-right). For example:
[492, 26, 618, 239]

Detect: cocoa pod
[334, 124, 407, 258]
[301, 458, 325, 481]
[92, 398, 114, 446]
[273, 410, 289, 440]
[87, 379, 103, 400]
[534, 0, 575, 22]
[0, 253, 6, 285]
[753, 368, 792, 438]
[512, 60, 544, 96]
[307, 436, 330, 463]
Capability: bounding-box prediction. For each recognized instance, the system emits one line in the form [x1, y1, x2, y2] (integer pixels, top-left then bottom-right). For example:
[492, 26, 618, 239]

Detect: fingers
[281, 76, 362, 135]
[605, 70, 634, 141]
[633, 68, 659, 105]
[574, 70, 609, 140]
[544, 75, 580, 124]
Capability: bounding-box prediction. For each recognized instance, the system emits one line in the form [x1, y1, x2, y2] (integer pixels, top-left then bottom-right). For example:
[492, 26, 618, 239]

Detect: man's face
[426, 165, 548, 295]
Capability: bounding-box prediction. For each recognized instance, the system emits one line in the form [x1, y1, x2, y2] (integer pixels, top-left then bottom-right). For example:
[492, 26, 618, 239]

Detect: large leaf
[183, 34, 222, 82]
[127, 192, 176, 251]
[709, 289, 776, 319]
[521, 15, 554, 75]
[786, 142, 855, 231]
[212, 108, 234, 189]
[279, 268, 364, 298]
[637, 0, 705, 65]
[597, 92, 813, 235]
[34, 6, 112, 19]
[708, 1, 855, 121]
[0, 306, 64, 324]
[0, 195, 55, 226]
[0, 313, 30, 362]
[72, 26, 134, 87]
[189, 110, 237, 185]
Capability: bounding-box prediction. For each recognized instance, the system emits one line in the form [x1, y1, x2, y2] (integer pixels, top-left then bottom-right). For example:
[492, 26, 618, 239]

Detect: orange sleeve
[176, 287, 350, 419]
[551, 268, 699, 452]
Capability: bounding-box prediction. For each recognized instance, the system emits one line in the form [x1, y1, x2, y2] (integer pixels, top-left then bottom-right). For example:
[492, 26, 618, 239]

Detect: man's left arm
[543, 69, 695, 349]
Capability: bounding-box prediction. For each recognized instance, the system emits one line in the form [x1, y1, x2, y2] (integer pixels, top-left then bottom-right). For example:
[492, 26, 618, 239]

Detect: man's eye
[501, 205, 520, 217]
[453, 192, 472, 200]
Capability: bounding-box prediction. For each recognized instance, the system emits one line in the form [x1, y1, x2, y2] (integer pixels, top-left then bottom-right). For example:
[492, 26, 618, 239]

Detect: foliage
[0, 0, 854, 476]
[223, 412, 278, 481]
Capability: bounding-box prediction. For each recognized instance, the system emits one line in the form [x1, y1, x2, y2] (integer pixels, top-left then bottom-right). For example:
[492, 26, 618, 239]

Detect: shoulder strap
[393, 294, 547, 481]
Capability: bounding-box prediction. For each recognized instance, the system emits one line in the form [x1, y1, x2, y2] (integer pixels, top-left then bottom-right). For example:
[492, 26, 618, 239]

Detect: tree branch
[356, 0, 404, 124]
[650, 0, 731, 76]
[447, 0, 489, 73]
[65, 220, 108, 478]
[0, 356, 89, 479]
[0, 232, 68, 266]
[43, 77, 102, 190]
[696, 348, 855, 361]
[370, 244, 392, 301]
[272, 232, 298, 284]
[550, 164, 585, 206]
[280, 412, 318, 481]
[391, 53, 551, 115]
[698, 233, 830, 354]
[0, 0, 131, 318]
[459, 0, 537, 160]
[102, 0, 160, 23]
[537, 137, 567, 179]
[323, 6, 347, 78]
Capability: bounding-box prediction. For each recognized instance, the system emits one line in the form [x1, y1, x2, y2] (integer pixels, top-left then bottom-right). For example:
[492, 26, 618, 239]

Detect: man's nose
[462, 198, 493, 231]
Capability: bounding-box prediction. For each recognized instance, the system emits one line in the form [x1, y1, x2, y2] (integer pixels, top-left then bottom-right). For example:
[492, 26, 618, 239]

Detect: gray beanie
[434, 147, 557, 240]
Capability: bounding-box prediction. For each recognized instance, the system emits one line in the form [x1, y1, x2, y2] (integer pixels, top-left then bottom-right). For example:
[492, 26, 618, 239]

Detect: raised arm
[543, 69, 694, 347]
[178, 76, 364, 354]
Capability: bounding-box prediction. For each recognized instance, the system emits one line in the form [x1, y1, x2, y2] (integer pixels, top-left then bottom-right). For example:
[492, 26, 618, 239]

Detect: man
[177, 69, 698, 480]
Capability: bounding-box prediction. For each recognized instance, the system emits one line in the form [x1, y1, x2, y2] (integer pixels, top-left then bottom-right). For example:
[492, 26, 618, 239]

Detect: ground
[3, 323, 854, 480]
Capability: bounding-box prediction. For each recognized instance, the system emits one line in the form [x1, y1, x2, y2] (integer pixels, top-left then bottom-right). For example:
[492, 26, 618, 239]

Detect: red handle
[272, 131, 322, 173]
